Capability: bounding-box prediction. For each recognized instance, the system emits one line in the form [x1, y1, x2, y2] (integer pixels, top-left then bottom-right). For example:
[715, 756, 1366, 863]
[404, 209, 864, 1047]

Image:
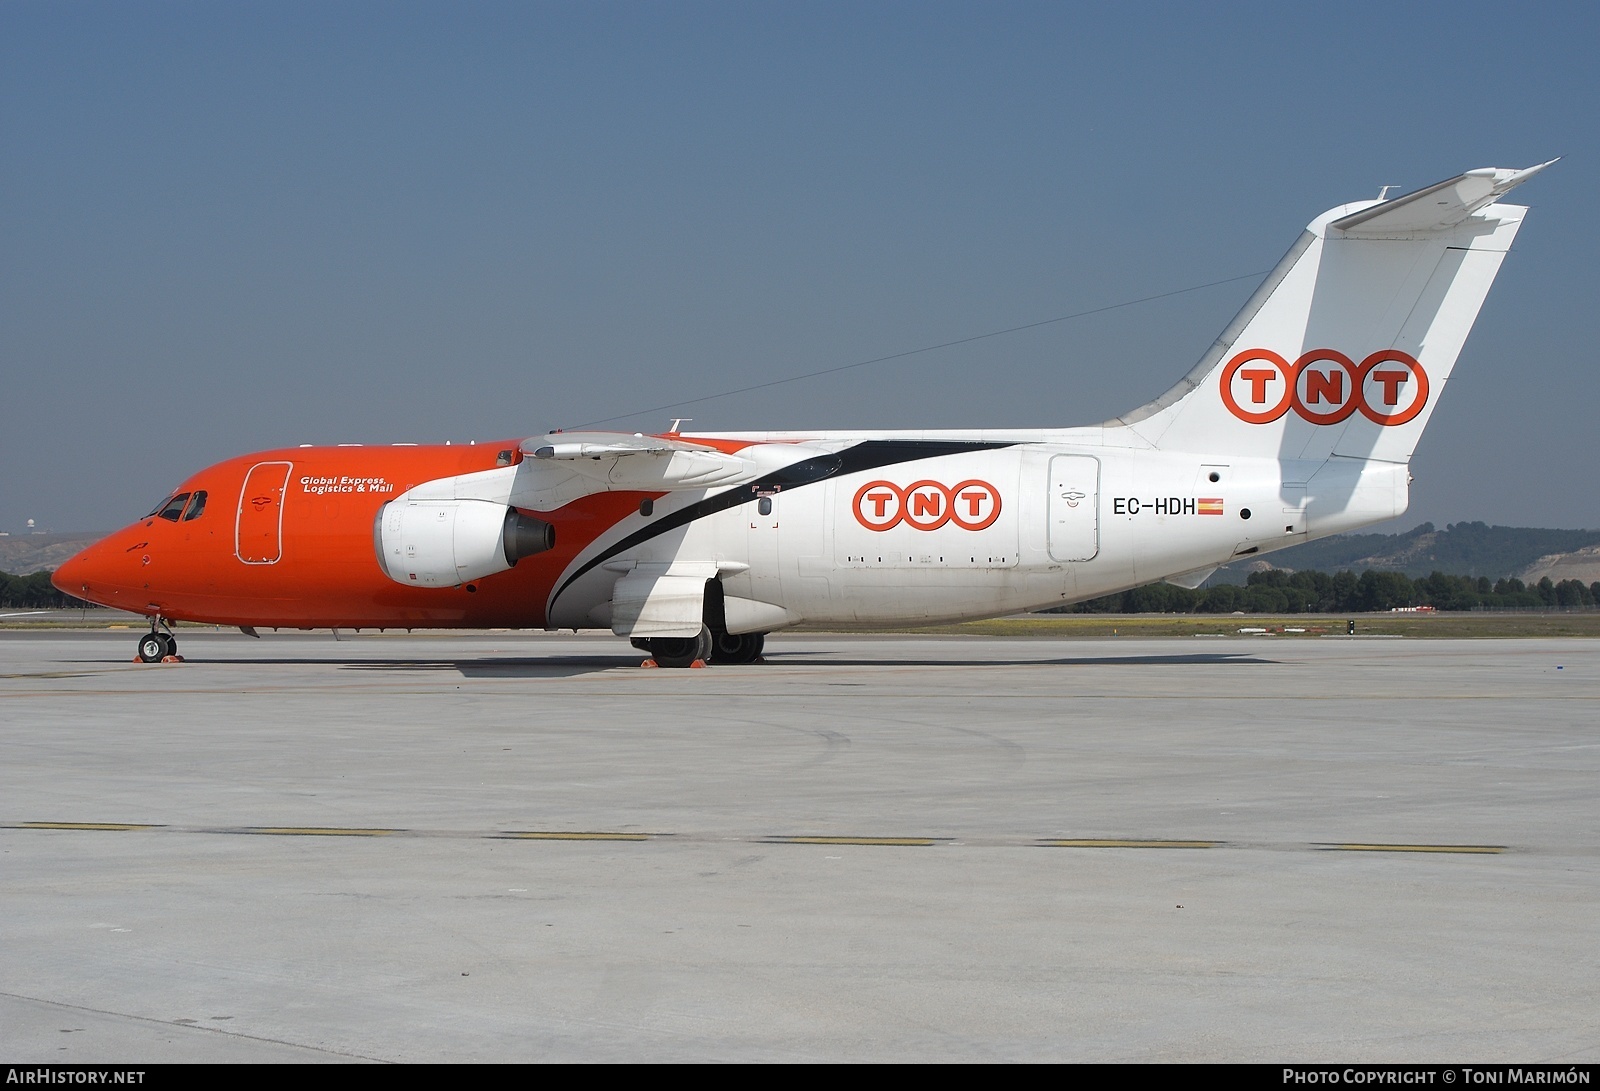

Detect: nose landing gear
[135, 618, 181, 663]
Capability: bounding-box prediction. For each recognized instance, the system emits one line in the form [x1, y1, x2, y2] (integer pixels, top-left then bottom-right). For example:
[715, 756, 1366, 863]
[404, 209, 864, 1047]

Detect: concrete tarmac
[1, 630, 1596, 1062]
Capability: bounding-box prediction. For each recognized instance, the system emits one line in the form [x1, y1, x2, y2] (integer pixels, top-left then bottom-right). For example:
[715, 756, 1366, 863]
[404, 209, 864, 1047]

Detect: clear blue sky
[2, 1, 1594, 534]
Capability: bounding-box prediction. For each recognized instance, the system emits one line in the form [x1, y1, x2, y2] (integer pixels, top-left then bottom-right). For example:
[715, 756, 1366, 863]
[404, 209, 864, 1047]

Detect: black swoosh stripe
[548, 439, 1016, 611]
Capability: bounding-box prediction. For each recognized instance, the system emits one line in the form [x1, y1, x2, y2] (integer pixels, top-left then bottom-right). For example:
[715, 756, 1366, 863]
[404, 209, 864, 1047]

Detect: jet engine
[375, 500, 554, 587]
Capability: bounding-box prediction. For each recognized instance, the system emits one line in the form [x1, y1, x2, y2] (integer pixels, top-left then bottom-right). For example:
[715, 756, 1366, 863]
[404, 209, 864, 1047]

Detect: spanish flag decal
[1198, 498, 1224, 515]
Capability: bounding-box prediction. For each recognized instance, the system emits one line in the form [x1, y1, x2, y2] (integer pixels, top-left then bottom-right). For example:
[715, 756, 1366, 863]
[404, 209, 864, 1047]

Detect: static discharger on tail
[54, 162, 1556, 665]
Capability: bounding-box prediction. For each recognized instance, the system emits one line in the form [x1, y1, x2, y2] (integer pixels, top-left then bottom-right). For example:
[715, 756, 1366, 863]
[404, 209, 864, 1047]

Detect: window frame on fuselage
[155, 493, 191, 522]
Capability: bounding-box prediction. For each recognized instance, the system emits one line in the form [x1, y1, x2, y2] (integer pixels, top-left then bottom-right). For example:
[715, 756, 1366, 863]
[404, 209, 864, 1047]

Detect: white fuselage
[531, 430, 1407, 631]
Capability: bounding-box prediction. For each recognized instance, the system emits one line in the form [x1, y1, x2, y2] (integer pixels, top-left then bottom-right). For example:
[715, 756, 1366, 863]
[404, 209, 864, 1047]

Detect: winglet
[1331, 159, 1558, 235]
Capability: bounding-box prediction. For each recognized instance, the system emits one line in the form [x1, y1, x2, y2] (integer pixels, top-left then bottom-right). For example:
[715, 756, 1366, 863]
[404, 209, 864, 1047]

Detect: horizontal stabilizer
[1332, 160, 1557, 236]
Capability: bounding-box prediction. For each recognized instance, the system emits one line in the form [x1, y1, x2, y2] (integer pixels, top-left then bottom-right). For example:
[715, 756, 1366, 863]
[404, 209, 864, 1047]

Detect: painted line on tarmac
[237, 827, 404, 837]
[1042, 838, 1217, 849]
[8, 822, 164, 831]
[1319, 843, 1506, 854]
[0, 822, 1517, 853]
[764, 836, 942, 847]
[494, 831, 656, 841]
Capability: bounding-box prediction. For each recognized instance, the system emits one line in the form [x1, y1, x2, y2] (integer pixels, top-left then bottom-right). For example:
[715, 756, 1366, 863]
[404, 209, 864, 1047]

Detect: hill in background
[0, 533, 101, 575]
[1213, 521, 1600, 584]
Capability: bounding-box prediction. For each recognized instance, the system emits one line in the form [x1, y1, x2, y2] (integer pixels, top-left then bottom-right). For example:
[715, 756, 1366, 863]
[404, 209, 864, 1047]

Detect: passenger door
[236, 461, 292, 564]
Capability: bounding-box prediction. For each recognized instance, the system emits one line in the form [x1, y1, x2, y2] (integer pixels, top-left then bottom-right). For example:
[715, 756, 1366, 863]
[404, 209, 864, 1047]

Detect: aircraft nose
[52, 546, 91, 597]
[52, 540, 118, 604]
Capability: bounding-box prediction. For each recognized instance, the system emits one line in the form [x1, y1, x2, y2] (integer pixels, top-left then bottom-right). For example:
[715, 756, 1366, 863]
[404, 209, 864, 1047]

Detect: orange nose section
[51, 540, 118, 606]
[51, 549, 88, 595]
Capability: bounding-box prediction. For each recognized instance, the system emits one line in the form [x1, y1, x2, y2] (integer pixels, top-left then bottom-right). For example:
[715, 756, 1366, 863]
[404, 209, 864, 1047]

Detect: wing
[393, 431, 822, 513]
[519, 431, 758, 493]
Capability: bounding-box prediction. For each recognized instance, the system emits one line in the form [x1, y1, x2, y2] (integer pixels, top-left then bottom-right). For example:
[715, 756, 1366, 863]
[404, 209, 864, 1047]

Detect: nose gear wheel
[136, 619, 179, 662]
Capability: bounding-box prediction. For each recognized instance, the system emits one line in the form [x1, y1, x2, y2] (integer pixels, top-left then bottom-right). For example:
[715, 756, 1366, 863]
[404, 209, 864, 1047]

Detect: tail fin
[1115, 162, 1555, 462]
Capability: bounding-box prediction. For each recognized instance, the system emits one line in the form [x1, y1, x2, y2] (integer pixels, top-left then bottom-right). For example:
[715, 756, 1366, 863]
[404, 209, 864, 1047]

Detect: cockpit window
[157, 492, 191, 522]
[146, 495, 174, 518]
[181, 491, 208, 521]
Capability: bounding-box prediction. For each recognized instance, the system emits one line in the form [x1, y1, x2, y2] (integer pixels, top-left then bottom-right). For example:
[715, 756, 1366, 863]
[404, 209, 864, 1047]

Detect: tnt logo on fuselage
[852, 480, 1001, 532]
[1221, 348, 1430, 426]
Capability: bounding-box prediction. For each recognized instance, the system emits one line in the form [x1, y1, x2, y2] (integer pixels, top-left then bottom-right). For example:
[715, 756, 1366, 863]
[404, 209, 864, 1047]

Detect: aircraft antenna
[573, 269, 1270, 429]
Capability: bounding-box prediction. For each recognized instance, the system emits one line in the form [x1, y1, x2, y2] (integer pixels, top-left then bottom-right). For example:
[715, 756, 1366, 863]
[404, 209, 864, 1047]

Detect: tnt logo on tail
[1220, 348, 1429, 426]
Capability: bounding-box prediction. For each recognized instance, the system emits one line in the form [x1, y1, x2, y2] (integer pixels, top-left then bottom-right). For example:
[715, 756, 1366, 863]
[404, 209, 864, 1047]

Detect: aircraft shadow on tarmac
[286, 650, 1279, 675]
[406, 651, 1282, 674]
[83, 656, 631, 679]
[760, 651, 1280, 668]
[76, 651, 1276, 677]
[347, 656, 637, 678]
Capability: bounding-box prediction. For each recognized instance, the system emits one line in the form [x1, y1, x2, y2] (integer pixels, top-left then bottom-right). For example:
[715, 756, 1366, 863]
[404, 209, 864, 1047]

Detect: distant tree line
[5, 566, 1598, 615]
[0, 571, 101, 609]
[1058, 569, 1600, 615]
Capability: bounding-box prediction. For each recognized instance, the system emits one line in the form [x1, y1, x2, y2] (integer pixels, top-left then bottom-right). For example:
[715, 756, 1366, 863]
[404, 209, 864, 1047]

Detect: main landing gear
[630, 627, 766, 668]
[709, 630, 764, 665]
[135, 618, 180, 663]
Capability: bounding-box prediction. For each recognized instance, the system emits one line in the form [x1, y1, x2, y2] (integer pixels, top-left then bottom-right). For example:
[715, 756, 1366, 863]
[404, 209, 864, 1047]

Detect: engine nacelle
[375, 500, 554, 587]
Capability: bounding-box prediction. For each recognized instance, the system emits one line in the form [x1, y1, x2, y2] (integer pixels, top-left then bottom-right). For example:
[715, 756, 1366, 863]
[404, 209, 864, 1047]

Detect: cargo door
[1048, 455, 1100, 562]
[236, 461, 292, 564]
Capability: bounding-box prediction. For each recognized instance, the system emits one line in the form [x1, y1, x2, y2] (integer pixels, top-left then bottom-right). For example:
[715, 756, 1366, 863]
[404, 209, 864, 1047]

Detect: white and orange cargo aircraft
[56, 163, 1553, 665]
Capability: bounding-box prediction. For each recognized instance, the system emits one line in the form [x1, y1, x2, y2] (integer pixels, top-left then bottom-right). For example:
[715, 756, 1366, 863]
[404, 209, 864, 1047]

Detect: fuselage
[50, 430, 1404, 631]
